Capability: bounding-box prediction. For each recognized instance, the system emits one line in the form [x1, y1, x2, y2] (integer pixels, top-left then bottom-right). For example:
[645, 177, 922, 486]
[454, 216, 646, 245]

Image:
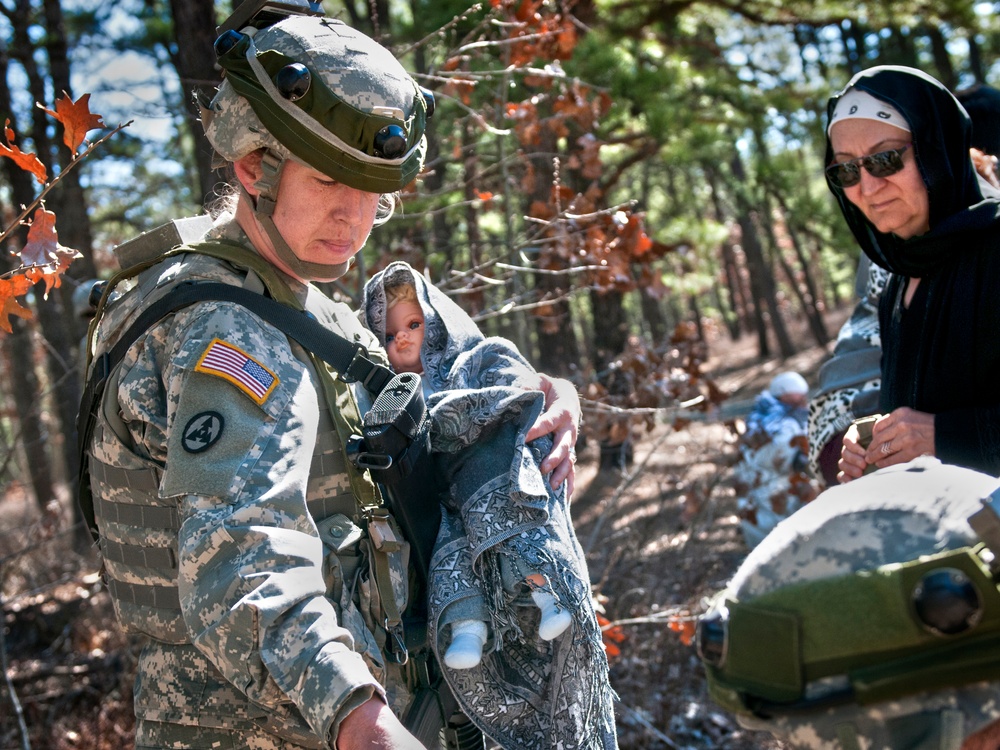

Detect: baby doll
[379, 279, 571, 668]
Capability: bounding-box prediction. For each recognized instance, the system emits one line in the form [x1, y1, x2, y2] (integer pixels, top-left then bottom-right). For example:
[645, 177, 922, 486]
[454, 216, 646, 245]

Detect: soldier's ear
[233, 150, 266, 197]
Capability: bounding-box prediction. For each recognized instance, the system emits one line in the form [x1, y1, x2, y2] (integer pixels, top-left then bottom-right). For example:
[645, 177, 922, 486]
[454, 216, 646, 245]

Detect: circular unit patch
[182, 411, 225, 454]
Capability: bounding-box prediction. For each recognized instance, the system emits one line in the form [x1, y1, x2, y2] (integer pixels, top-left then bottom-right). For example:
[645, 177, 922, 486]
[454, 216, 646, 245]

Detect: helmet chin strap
[249, 150, 352, 281]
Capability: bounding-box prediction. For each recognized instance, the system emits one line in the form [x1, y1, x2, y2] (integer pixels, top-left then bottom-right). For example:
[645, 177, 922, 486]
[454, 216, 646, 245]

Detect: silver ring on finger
[881, 441, 892, 456]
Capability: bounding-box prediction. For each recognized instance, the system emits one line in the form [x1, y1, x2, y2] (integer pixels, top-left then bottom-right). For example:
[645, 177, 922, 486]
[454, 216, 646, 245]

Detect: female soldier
[81, 11, 579, 750]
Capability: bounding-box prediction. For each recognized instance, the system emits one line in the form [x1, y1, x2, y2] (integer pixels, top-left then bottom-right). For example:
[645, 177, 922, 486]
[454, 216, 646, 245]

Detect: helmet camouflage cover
[204, 15, 429, 194]
[700, 457, 1000, 750]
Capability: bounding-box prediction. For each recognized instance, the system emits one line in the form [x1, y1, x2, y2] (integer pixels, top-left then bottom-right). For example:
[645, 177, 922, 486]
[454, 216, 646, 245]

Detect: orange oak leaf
[0, 275, 34, 333]
[442, 78, 475, 106]
[20, 207, 81, 298]
[41, 92, 105, 154]
[21, 207, 61, 267]
[597, 613, 627, 659]
[24, 249, 79, 298]
[515, 0, 543, 23]
[556, 20, 578, 59]
[1, 120, 48, 184]
[667, 615, 697, 647]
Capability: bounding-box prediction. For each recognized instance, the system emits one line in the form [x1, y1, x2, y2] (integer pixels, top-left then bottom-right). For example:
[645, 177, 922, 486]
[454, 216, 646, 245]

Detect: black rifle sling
[76, 279, 396, 538]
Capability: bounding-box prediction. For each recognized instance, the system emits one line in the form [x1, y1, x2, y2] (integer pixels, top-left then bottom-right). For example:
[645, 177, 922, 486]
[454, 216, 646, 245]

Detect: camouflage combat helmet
[698, 457, 1000, 750]
[202, 11, 433, 279]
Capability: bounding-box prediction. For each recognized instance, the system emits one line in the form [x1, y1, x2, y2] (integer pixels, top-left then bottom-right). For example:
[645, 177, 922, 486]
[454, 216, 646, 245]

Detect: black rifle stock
[348, 371, 442, 592]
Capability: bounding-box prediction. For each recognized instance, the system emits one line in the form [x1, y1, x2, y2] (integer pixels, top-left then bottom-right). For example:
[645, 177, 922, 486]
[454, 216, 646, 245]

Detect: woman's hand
[527, 374, 581, 495]
[865, 407, 935, 468]
[336, 697, 426, 750]
[838, 408, 935, 483]
[837, 422, 869, 483]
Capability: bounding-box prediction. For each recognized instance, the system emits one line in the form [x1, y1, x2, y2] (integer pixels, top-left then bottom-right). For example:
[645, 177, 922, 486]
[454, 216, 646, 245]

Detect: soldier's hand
[336, 698, 426, 750]
[528, 374, 580, 496]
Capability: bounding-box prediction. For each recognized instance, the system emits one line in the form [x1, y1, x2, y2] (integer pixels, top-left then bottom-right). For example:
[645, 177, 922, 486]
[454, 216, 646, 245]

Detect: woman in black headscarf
[830, 65, 1000, 481]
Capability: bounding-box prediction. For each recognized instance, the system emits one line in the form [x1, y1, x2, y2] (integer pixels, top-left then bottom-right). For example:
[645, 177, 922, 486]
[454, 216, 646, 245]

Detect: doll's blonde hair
[385, 281, 418, 310]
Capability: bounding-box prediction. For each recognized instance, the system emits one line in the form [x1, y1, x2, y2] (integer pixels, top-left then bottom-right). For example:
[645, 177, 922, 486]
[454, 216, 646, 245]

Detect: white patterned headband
[828, 88, 911, 136]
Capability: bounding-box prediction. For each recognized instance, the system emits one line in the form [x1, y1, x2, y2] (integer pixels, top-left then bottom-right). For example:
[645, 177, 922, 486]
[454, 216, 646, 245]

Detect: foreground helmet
[698, 457, 1000, 750]
[205, 15, 430, 194]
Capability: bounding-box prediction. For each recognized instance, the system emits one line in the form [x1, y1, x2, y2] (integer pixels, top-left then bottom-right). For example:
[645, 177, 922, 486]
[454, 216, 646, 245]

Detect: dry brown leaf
[0, 275, 34, 332]
[41, 91, 105, 154]
[0, 119, 48, 184]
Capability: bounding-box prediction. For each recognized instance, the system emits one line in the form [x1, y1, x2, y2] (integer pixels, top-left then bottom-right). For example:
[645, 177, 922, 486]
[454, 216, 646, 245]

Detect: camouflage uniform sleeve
[132, 300, 383, 744]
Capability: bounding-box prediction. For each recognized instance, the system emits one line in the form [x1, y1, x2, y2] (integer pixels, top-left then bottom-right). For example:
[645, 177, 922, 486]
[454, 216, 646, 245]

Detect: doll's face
[385, 300, 425, 374]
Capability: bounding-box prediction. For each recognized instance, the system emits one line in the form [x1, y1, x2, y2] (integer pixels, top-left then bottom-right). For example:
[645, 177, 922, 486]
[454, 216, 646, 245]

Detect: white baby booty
[444, 619, 488, 669]
[532, 590, 572, 640]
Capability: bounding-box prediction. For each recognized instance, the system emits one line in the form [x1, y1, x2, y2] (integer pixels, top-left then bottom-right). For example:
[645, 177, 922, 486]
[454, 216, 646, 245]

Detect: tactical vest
[81, 218, 408, 662]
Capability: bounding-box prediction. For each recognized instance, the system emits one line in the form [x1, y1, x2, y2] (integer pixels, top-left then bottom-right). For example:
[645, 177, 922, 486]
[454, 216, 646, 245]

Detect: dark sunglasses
[825, 144, 912, 189]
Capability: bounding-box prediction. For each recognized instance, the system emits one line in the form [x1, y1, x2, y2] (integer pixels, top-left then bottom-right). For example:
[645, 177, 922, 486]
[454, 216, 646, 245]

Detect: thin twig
[581, 395, 708, 418]
[493, 262, 606, 276]
[0, 121, 132, 248]
[472, 287, 586, 323]
[396, 3, 484, 57]
[601, 608, 698, 629]
[455, 27, 565, 54]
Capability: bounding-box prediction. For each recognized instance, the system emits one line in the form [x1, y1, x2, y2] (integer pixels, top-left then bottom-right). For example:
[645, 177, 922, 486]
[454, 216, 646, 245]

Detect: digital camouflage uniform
[79, 10, 437, 748]
[700, 457, 1000, 749]
[86, 216, 413, 749]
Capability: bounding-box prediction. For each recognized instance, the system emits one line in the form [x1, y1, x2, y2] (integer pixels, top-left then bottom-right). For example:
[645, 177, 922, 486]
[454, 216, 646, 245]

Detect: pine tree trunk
[759, 200, 828, 348]
[0, 38, 56, 507]
[729, 153, 795, 358]
[169, 0, 223, 207]
[638, 284, 669, 344]
[704, 164, 747, 340]
[2, 323, 56, 510]
[10, 6, 87, 532]
[522, 127, 580, 375]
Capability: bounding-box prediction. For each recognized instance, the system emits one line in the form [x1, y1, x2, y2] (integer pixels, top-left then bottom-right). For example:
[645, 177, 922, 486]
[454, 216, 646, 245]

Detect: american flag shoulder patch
[195, 339, 279, 406]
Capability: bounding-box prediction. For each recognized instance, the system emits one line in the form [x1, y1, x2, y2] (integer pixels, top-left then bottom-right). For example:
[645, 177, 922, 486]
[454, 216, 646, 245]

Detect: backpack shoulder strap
[77, 268, 394, 539]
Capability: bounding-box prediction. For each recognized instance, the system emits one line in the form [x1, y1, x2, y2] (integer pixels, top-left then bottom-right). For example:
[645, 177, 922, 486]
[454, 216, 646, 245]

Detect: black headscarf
[824, 65, 1000, 278]
[955, 83, 1000, 156]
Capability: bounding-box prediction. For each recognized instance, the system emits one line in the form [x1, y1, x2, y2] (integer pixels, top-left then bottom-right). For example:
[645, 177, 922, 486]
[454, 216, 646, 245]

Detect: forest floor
[0, 306, 849, 750]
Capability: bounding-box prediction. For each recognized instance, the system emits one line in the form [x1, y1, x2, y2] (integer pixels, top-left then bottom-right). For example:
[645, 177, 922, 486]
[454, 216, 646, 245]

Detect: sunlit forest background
[1, 1, 999, 747]
[3, 0, 1000, 518]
